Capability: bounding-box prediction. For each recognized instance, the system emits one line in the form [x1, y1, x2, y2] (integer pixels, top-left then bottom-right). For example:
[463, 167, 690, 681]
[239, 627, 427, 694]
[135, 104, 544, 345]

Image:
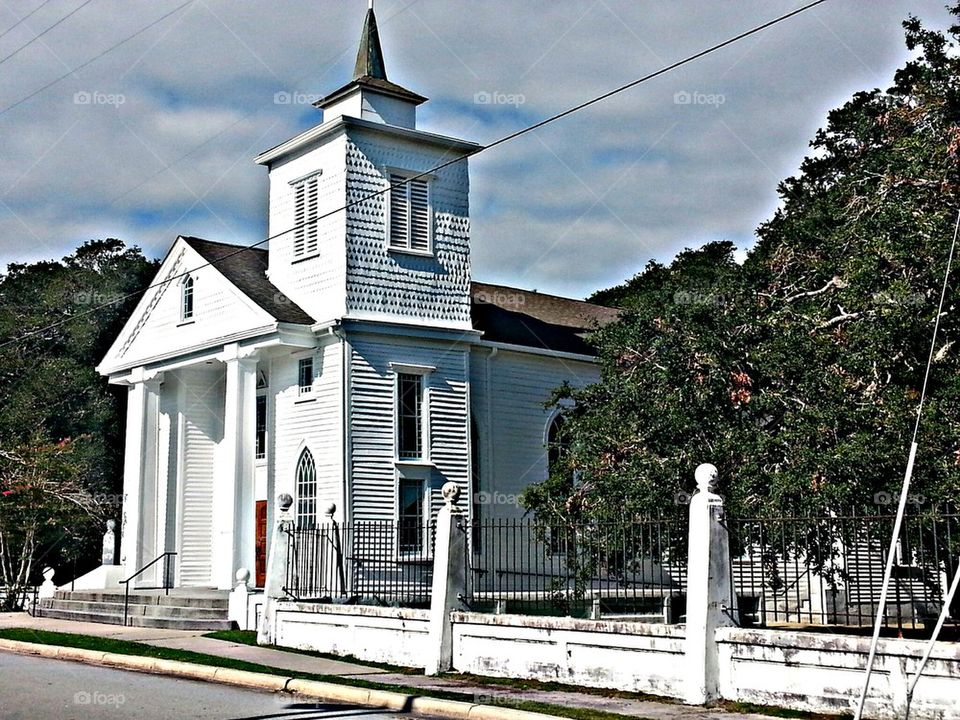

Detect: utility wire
[0, 0, 833, 351]
[0, 0, 98, 67]
[0, 0, 195, 118]
[0, 0, 57, 42]
[853, 208, 960, 720]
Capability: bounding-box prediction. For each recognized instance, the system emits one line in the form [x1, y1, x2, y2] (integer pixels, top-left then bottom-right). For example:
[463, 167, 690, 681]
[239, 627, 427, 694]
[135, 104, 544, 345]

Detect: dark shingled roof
[180, 236, 315, 325]
[179, 238, 618, 353]
[471, 282, 619, 356]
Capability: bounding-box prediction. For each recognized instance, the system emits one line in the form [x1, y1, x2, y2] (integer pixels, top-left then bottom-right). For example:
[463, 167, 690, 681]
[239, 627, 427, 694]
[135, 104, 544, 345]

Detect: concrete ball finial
[324, 502, 337, 518]
[441, 481, 461, 506]
[278, 493, 294, 512]
[236, 567, 250, 584]
[42, 566, 55, 581]
[106, 519, 116, 531]
[695, 463, 719, 494]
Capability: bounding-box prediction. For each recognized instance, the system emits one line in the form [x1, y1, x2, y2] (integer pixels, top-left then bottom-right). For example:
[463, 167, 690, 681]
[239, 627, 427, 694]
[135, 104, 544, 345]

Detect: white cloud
[0, 0, 953, 299]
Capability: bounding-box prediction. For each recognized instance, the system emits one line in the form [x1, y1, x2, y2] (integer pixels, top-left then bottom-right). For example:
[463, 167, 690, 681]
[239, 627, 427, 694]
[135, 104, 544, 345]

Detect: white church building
[97, 6, 617, 591]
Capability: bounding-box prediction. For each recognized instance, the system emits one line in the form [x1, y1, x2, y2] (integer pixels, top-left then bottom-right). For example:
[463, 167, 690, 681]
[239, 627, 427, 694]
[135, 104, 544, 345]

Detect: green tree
[0, 239, 156, 606]
[524, 5, 960, 522]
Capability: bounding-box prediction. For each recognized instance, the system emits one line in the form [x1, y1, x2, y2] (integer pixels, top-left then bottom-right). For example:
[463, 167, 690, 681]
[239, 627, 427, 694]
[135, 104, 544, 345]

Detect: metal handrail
[119, 552, 176, 627]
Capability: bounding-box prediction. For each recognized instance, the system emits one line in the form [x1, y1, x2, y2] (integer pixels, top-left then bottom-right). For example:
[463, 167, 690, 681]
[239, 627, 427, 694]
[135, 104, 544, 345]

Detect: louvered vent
[389, 173, 430, 252]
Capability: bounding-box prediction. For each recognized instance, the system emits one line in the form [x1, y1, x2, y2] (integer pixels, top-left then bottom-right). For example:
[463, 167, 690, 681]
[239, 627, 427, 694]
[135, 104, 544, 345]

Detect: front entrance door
[255, 501, 267, 587]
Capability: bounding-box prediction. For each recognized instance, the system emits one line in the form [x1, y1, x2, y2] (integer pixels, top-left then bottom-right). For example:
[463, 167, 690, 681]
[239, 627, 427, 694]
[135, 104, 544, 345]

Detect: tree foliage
[524, 6, 960, 522]
[0, 239, 156, 606]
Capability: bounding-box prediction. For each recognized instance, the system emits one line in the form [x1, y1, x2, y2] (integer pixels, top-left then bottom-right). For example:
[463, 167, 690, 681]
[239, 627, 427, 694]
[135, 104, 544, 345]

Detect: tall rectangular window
[298, 357, 314, 396]
[255, 395, 267, 460]
[398, 477, 425, 554]
[388, 173, 430, 253]
[397, 373, 422, 460]
[293, 175, 319, 259]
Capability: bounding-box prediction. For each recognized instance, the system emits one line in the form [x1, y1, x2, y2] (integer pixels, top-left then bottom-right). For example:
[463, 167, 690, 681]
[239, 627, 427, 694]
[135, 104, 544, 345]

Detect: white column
[684, 463, 737, 705]
[214, 345, 258, 590]
[119, 368, 162, 582]
[426, 482, 467, 675]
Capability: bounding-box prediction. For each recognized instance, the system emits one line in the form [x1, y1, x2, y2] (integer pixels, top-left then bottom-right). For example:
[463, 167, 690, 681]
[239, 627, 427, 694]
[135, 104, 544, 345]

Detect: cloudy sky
[0, 0, 955, 299]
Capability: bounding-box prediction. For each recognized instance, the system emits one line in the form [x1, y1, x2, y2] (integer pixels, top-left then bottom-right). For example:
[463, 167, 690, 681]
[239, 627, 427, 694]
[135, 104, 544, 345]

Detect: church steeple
[313, 3, 427, 129]
[353, 5, 387, 81]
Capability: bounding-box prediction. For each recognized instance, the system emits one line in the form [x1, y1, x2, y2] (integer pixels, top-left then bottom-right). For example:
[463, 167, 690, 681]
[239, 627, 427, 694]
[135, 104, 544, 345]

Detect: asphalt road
[0, 652, 420, 720]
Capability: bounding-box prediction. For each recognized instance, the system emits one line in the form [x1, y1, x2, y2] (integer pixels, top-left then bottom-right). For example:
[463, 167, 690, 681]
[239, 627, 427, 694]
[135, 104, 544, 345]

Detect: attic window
[388, 172, 431, 254]
[293, 174, 320, 259]
[180, 275, 194, 322]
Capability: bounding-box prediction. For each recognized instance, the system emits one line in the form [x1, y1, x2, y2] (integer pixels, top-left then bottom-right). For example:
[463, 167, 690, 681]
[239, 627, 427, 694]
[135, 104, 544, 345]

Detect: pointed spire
[353, 5, 387, 81]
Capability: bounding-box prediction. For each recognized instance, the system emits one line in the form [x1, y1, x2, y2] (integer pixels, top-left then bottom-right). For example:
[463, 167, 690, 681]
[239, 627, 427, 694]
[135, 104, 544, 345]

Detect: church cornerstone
[684, 463, 738, 705]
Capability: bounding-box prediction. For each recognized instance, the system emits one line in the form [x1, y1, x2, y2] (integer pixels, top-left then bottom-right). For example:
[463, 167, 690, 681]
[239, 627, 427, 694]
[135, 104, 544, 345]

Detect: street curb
[0, 639, 560, 720]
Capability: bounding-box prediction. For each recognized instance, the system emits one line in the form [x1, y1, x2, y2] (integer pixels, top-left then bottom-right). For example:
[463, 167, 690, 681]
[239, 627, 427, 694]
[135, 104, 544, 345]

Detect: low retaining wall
[717, 627, 960, 720]
[450, 612, 687, 698]
[271, 602, 431, 667]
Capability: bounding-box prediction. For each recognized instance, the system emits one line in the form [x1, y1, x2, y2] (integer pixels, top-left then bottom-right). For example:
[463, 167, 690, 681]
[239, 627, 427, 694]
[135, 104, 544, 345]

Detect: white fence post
[425, 481, 467, 675]
[684, 463, 738, 705]
[257, 493, 294, 645]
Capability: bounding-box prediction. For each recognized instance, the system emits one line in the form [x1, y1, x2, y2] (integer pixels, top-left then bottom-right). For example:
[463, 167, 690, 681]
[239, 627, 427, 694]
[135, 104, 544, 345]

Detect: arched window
[180, 275, 194, 321]
[546, 414, 572, 554]
[295, 448, 317, 528]
[546, 414, 567, 479]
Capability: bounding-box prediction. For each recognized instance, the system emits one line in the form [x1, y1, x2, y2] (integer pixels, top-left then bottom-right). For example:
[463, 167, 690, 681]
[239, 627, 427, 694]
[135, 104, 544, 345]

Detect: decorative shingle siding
[348, 333, 470, 521]
[344, 130, 472, 329]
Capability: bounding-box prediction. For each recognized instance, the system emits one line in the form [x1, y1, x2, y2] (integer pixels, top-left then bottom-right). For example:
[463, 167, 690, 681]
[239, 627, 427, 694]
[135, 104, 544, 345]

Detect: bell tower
[256, 4, 481, 330]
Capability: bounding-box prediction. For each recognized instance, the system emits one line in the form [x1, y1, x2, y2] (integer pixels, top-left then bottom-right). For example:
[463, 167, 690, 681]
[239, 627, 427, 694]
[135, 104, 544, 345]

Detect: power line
[0, 0, 833, 352]
[0, 0, 195, 118]
[0, 0, 57, 42]
[0, 0, 98, 67]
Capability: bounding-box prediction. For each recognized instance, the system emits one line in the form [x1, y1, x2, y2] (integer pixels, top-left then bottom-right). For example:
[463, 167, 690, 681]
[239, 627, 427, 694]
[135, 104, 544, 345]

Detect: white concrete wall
[717, 627, 960, 719]
[451, 612, 687, 698]
[272, 601, 431, 667]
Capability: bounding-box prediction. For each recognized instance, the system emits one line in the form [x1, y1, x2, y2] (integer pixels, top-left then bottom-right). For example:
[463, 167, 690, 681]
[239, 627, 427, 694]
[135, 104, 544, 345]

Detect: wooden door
[255, 500, 268, 588]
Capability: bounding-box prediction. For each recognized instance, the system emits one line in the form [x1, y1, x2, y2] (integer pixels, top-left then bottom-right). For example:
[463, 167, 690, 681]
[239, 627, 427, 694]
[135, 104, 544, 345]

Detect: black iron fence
[462, 515, 689, 618]
[284, 520, 436, 607]
[726, 506, 960, 636]
[280, 505, 960, 635]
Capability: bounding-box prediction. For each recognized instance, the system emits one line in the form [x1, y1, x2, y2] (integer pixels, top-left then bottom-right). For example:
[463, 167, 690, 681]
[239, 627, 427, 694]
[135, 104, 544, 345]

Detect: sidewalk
[0, 613, 771, 720]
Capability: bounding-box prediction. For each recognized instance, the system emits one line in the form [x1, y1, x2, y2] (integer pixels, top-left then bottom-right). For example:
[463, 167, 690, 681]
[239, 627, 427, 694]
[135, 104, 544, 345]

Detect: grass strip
[203, 629, 422, 675]
[0, 627, 637, 720]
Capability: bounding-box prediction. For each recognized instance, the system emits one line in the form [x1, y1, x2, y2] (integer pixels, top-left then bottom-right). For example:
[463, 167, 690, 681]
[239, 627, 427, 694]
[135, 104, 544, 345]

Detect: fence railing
[462, 516, 689, 618]
[726, 507, 960, 635]
[279, 505, 960, 635]
[284, 520, 436, 607]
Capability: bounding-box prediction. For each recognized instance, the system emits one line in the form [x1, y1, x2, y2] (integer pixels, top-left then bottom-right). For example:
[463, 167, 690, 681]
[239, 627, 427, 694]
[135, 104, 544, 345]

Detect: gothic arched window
[295, 448, 317, 528]
[180, 275, 195, 321]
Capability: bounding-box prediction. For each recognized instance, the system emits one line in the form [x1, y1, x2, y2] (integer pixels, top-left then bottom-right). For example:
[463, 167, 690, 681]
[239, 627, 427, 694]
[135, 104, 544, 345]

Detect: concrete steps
[38, 589, 234, 631]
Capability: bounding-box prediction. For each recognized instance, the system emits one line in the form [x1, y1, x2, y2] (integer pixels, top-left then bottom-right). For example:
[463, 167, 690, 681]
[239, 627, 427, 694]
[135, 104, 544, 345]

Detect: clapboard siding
[178, 367, 224, 586]
[272, 337, 344, 520]
[348, 334, 470, 521]
[471, 348, 599, 519]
